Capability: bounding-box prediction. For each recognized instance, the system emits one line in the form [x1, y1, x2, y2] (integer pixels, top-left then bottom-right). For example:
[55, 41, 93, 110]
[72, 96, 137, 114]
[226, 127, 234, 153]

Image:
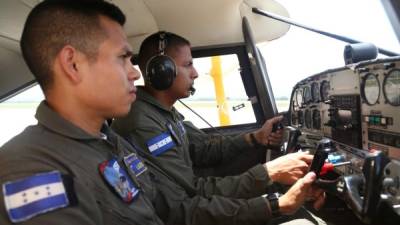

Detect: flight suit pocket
[97, 189, 158, 225]
[151, 175, 188, 223]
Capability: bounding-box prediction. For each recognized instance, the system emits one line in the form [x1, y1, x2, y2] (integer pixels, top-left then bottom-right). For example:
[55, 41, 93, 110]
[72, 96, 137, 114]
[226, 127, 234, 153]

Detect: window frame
[191, 43, 266, 130]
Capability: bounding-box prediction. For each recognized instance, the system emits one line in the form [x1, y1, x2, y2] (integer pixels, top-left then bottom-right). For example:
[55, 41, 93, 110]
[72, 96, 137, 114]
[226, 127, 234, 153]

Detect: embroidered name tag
[146, 132, 176, 156]
[2, 171, 69, 223]
[99, 158, 139, 203]
[124, 153, 147, 177]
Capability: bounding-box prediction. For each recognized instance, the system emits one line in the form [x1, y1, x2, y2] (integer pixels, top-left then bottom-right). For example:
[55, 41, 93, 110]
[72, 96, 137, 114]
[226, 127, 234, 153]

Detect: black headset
[145, 32, 177, 90]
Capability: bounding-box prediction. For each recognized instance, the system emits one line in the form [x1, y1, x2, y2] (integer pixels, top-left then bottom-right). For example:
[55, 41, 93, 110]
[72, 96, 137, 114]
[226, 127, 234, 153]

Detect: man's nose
[192, 68, 199, 79]
[128, 66, 141, 81]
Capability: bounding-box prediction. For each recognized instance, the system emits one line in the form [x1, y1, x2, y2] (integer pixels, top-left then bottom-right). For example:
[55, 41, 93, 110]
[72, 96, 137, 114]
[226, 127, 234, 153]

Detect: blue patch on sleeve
[2, 171, 69, 223]
[124, 153, 147, 177]
[146, 132, 176, 156]
[99, 158, 140, 203]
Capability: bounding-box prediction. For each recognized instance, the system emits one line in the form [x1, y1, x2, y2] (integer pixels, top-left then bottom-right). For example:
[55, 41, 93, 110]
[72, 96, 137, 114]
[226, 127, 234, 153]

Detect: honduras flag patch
[2, 171, 69, 223]
[146, 132, 176, 156]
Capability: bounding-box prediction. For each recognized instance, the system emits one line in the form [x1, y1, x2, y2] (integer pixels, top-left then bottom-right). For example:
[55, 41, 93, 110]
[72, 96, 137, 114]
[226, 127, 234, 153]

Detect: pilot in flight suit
[0, 102, 164, 225]
[0, 0, 164, 224]
[112, 31, 327, 225]
[0, 0, 324, 224]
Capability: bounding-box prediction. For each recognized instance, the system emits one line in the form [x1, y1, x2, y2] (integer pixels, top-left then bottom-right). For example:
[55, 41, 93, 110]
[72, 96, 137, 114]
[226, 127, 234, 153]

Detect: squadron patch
[2, 171, 69, 223]
[124, 153, 147, 177]
[146, 132, 176, 156]
[99, 158, 139, 203]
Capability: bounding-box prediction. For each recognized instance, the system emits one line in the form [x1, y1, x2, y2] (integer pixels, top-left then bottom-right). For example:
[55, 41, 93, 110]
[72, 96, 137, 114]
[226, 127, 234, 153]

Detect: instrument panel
[361, 73, 380, 105]
[287, 56, 400, 223]
[356, 58, 400, 159]
[290, 57, 400, 160]
[383, 69, 400, 106]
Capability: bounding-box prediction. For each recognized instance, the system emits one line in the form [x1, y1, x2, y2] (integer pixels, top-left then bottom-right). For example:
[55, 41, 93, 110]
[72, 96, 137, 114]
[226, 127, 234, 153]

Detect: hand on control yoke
[278, 172, 325, 215]
[264, 151, 313, 185]
[251, 116, 283, 147]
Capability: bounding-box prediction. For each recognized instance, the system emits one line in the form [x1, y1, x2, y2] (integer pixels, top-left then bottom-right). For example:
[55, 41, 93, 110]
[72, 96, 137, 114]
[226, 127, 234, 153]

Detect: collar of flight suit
[136, 86, 184, 121]
[35, 101, 113, 141]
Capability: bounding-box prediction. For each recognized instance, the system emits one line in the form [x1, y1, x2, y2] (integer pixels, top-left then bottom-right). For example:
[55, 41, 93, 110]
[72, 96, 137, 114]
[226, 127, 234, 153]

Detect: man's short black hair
[20, 0, 126, 92]
[138, 31, 190, 77]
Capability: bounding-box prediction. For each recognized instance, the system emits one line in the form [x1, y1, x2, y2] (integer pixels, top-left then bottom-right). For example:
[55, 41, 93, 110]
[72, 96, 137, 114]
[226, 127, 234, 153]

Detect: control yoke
[282, 126, 301, 154]
[308, 138, 390, 223]
[309, 138, 334, 178]
[341, 151, 388, 223]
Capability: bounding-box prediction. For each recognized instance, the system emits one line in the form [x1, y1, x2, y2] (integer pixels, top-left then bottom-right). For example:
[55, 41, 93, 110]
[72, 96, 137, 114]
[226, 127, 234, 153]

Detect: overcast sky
[260, 0, 400, 99]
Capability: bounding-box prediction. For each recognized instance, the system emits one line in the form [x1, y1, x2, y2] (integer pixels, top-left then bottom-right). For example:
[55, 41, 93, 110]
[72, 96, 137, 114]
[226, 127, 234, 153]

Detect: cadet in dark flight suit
[112, 31, 326, 225]
[0, 1, 163, 224]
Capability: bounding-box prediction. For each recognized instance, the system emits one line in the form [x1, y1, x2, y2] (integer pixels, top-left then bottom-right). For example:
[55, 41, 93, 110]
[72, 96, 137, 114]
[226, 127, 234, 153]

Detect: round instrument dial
[320, 81, 330, 102]
[311, 82, 320, 102]
[303, 86, 312, 104]
[361, 73, 380, 105]
[383, 69, 400, 106]
[305, 109, 312, 129]
[298, 110, 304, 127]
[312, 109, 321, 130]
[295, 88, 303, 107]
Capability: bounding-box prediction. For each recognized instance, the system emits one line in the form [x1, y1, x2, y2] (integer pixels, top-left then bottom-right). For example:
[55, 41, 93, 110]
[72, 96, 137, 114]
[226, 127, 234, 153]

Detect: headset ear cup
[146, 55, 177, 90]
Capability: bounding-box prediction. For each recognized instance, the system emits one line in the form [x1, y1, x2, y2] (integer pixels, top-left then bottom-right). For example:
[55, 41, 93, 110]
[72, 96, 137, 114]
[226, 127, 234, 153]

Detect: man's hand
[277, 172, 325, 215]
[268, 129, 284, 146]
[264, 152, 313, 185]
[252, 116, 283, 146]
[307, 186, 326, 210]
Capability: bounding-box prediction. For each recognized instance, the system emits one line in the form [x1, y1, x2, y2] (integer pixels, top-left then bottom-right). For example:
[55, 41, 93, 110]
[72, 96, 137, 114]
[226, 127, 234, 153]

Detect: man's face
[78, 16, 140, 118]
[168, 45, 198, 99]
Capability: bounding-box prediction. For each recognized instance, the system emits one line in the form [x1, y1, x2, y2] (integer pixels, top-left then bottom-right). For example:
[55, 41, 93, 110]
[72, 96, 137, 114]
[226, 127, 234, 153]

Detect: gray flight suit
[112, 87, 272, 200]
[112, 87, 327, 225]
[131, 139, 275, 225]
[0, 101, 300, 225]
[0, 101, 163, 225]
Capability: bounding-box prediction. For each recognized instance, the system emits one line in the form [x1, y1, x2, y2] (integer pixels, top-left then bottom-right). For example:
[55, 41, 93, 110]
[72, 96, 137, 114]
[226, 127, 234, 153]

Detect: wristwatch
[266, 192, 281, 217]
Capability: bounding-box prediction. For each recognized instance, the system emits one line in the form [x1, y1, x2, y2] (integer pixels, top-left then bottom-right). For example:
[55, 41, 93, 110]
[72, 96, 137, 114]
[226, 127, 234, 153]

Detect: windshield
[259, 0, 400, 112]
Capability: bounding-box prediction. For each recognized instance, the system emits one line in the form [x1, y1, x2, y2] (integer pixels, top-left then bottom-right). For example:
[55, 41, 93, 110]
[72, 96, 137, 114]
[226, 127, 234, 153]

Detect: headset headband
[158, 32, 166, 55]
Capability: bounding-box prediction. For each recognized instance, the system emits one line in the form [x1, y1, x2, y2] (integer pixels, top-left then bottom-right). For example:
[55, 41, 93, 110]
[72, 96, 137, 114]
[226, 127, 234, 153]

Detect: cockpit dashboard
[286, 56, 400, 224]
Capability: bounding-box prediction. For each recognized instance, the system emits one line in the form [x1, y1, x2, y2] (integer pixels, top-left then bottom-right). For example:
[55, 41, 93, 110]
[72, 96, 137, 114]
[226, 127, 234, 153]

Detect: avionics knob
[317, 138, 336, 152]
[343, 124, 353, 130]
[383, 177, 399, 196]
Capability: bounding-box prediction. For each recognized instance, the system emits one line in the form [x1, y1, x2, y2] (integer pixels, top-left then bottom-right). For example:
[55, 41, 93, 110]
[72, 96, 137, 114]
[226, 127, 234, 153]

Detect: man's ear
[58, 45, 83, 84]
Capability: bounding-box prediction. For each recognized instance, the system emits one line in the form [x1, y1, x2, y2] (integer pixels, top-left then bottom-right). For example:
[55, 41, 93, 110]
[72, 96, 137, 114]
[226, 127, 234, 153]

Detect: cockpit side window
[0, 85, 44, 146]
